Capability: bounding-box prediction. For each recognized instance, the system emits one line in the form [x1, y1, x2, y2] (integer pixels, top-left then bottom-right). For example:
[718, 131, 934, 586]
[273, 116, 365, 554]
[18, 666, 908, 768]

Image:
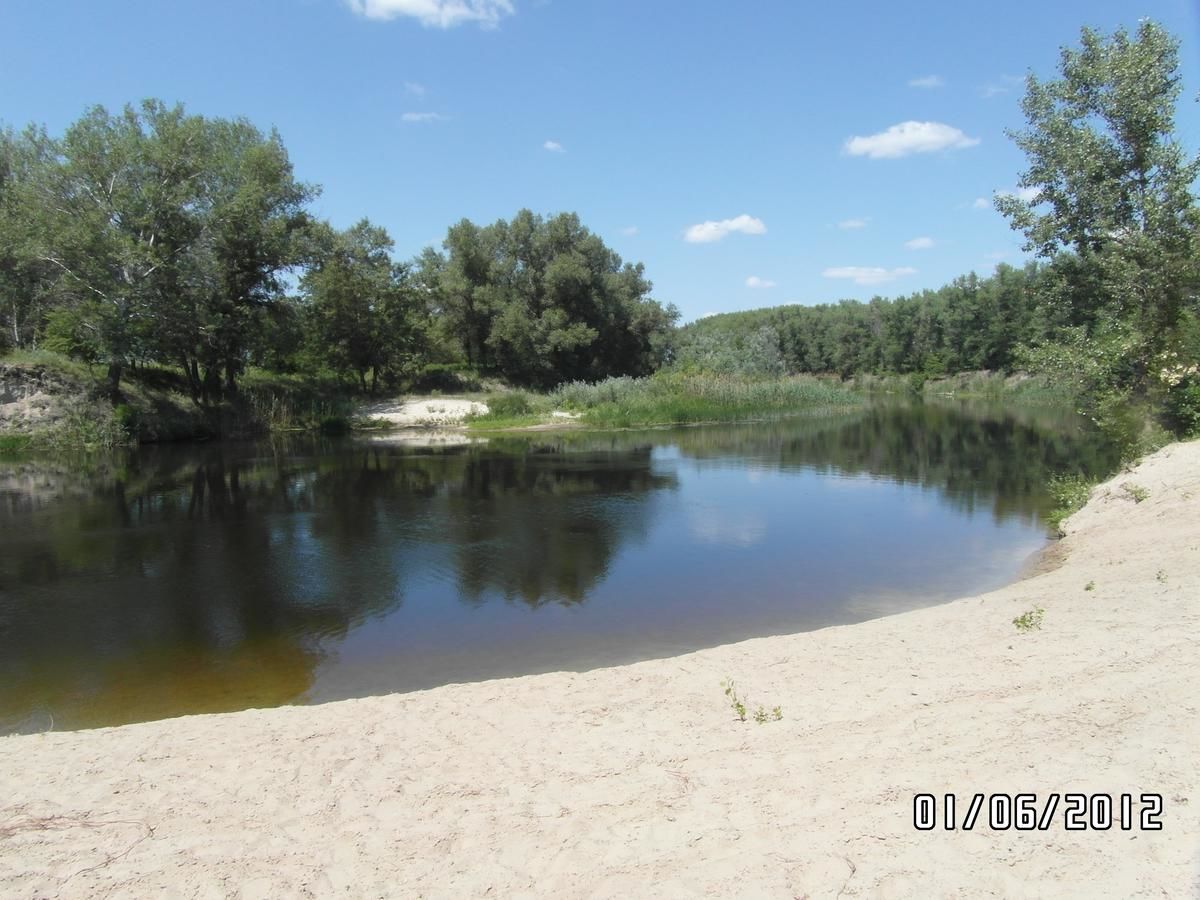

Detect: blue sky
[3, 0, 1198, 322]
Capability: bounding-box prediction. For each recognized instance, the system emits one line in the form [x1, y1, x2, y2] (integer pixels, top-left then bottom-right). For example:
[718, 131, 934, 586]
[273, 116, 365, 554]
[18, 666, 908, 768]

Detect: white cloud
[403, 81, 427, 96]
[620, 225, 638, 236]
[972, 197, 990, 209]
[844, 121, 980, 159]
[997, 186, 1040, 203]
[908, 75, 944, 89]
[684, 214, 767, 243]
[837, 218, 869, 230]
[543, 140, 565, 152]
[904, 236, 935, 250]
[822, 266, 918, 286]
[745, 276, 776, 289]
[401, 111, 448, 123]
[345, 0, 514, 28]
[981, 75, 1023, 99]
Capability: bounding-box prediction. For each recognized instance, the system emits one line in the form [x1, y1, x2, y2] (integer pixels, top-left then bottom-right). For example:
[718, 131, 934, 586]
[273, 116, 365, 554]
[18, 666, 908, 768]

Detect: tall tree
[303, 219, 425, 392]
[424, 210, 677, 387]
[995, 21, 1200, 375]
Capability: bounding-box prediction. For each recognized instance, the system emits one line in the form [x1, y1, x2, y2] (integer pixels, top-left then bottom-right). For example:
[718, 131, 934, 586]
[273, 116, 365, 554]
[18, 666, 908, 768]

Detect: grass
[1045, 474, 1094, 535]
[1012, 607, 1045, 632]
[1122, 482, 1150, 503]
[469, 372, 861, 431]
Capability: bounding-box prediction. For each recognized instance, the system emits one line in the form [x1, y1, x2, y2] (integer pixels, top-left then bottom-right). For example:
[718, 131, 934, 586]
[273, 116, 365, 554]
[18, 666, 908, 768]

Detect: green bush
[483, 391, 534, 417]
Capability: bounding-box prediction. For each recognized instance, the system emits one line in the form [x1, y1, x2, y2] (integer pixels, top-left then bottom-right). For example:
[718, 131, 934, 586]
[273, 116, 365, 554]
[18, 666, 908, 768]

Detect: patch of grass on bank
[1045, 474, 1094, 535]
[469, 373, 860, 430]
[0, 434, 33, 453]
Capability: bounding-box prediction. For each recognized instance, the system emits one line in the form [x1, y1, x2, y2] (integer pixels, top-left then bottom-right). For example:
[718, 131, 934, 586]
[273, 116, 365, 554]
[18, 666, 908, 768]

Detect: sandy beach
[1, 441, 1197, 898]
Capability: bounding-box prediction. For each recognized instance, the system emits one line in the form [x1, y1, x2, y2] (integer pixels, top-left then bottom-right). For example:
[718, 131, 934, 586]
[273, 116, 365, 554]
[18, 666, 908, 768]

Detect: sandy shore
[1, 442, 1197, 898]
[358, 396, 489, 427]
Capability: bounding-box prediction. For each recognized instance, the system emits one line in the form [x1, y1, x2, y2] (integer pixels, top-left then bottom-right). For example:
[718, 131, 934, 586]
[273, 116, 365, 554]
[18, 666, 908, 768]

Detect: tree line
[0, 102, 678, 398]
[2, 21, 1197, 436]
[679, 21, 1199, 435]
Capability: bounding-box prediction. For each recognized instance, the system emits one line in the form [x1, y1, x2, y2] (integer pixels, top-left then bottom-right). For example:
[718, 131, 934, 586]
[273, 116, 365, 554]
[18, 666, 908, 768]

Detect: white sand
[358, 396, 488, 427]
[1, 442, 1198, 898]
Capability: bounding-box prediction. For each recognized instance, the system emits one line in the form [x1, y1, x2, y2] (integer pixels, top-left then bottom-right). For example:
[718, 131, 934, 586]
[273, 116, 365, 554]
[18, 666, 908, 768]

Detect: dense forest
[1, 20, 1197, 440]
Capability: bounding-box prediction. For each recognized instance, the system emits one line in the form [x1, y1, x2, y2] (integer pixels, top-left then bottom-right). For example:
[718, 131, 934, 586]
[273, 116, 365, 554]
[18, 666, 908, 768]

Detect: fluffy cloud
[908, 75, 944, 89]
[972, 197, 991, 209]
[745, 276, 776, 289]
[822, 266, 917, 286]
[904, 236, 935, 250]
[837, 218, 869, 230]
[997, 186, 1040, 202]
[620, 226, 638, 236]
[403, 81, 427, 96]
[401, 111, 447, 123]
[543, 140, 565, 152]
[345, 0, 514, 28]
[684, 214, 766, 243]
[844, 121, 980, 159]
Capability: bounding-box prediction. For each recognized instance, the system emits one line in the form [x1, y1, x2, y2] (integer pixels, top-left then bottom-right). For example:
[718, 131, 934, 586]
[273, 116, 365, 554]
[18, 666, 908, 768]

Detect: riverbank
[1, 442, 1197, 897]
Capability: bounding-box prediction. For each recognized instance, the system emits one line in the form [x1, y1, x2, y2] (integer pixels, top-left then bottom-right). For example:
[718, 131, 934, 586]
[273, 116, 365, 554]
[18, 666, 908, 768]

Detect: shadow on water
[0, 399, 1117, 732]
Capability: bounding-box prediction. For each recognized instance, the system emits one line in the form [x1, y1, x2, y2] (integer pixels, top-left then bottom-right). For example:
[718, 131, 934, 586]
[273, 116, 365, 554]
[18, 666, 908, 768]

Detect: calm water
[0, 401, 1117, 733]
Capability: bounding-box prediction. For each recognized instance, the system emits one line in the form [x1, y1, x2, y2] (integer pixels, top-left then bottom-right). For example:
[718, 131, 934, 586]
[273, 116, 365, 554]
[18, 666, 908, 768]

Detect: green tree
[996, 21, 1200, 379]
[302, 219, 425, 392]
[0, 126, 61, 351]
[424, 210, 677, 387]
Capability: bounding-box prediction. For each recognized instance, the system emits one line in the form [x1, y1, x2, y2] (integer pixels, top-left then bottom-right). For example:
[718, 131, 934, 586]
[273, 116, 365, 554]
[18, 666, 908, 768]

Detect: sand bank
[1, 442, 1197, 898]
[358, 396, 488, 428]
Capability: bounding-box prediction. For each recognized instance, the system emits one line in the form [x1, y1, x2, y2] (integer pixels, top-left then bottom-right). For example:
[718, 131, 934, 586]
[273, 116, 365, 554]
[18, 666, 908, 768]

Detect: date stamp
[913, 793, 1163, 831]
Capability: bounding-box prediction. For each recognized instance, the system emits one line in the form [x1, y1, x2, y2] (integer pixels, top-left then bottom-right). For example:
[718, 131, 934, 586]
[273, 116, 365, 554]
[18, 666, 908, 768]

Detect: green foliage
[721, 678, 783, 725]
[551, 372, 859, 428]
[0, 434, 33, 453]
[674, 324, 786, 376]
[996, 22, 1199, 361]
[407, 363, 482, 394]
[1084, 580, 1095, 591]
[675, 263, 1050, 379]
[720, 679, 747, 722]
[1012, 607, 1045, 632]
[483, 391, 535, 418]
[420, 210, 678, 388]
[996, 21, 1200, 444]
[1046, 474, 1093, 534]
[301, 219, 426, 393]
[1122, 482, 1149, 503]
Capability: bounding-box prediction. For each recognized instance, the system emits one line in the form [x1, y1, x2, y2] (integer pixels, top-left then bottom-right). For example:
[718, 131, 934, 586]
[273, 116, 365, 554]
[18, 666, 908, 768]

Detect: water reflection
[0, 401, 1116, 732]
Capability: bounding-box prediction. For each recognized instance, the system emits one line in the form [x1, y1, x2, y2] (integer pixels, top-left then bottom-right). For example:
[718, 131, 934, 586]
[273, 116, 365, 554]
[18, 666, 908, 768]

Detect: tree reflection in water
[0, 401, 1116, 732]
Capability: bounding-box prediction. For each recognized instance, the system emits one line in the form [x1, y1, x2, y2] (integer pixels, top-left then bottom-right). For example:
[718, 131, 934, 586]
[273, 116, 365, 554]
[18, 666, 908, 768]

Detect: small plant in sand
[721, 679, 783, 725]
[721, 678, 747, 722]
[1012, 607, 1045, 632]
[1156, 568, 1168, 583]
[1123, 482, 1150, 503]
[1084, 580, 1096, 591]
[752, 705, 785, 724]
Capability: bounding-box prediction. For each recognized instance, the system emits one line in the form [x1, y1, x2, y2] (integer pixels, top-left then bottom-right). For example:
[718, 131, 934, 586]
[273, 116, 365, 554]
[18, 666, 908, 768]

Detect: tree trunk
[106, 360, 124, 402]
